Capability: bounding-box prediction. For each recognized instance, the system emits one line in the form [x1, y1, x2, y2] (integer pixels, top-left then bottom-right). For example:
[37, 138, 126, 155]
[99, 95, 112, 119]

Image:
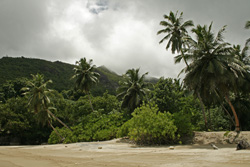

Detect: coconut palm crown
[117, 68, 151, 113]
[72, 58, 100, 111]
[157, 11, 194, 66]
[22, 73, 52, 115]
[22, 73, 71, 141]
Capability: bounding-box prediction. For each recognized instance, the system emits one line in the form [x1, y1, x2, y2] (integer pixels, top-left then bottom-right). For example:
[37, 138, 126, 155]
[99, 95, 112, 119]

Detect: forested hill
[0, 57, 123, 95]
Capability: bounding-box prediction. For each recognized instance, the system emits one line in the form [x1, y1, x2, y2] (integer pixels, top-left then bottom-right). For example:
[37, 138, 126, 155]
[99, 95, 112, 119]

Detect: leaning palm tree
[245, 21, 250, 45]
[157, 11, 213, 129]
[72, 58, 100, 112]
[117, 68, 151, 113]
[22, 73, 71, 141]
[157, 11, 194, 66]
[182, 23, 245, 132]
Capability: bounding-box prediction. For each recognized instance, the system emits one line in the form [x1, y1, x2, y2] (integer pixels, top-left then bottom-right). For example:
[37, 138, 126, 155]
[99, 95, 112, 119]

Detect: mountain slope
[0, 57, 122, 95]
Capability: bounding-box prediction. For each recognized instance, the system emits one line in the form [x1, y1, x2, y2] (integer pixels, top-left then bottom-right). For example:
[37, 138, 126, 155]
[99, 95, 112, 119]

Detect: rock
[169, 146, 174, 150]
[236, 140, 250, 150]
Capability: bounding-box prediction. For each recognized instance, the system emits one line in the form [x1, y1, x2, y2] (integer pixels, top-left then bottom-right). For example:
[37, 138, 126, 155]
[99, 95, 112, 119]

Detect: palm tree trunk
[225, 95, 240, 132]
[87, 92, 94, 112]
[182, 51, 208, 130]
[220, 103, 235, 125]
[214, 89, 235, 126]
[208, 108, 212, 130]
[48, 120, 64, 142]
[47, 110, 72, 131]
[197, 92, 208, 130]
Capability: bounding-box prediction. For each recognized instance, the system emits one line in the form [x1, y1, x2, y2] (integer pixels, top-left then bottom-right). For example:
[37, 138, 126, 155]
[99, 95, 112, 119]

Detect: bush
[172, 110, 194, 144]
[118, 103, 177, 145]
[48, 110, 126, 144]
[48, 125, 87, 144]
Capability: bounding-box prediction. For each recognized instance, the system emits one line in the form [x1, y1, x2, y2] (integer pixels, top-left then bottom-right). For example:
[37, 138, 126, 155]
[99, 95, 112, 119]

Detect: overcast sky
[0, 0, 249, 78]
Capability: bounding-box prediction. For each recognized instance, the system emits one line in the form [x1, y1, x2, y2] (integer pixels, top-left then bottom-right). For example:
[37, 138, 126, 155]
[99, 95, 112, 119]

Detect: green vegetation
[0, 16, 250, 146]
[48, 110, 126, 144]
[157, 11, 194, 67]
[118, 103, 177, 145]
[0, 57, 74, 92]
[72, 58, 100, 111]
[117, 68, 151, 114]
[0, 57, 122, 96]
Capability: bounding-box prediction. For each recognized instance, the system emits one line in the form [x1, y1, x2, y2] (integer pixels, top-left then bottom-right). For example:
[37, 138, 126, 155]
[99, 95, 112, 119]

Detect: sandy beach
[0, 139, 250, 167]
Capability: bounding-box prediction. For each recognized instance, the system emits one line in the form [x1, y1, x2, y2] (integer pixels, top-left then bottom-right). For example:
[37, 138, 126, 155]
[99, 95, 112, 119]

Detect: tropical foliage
[118, 103, 177, 145]
[1, 11, 250, 146]
[72, 58, 100, 111]
[157, 11, 194, 66]
[22, 74, 71, 140]
[0, 57, 122, 96]
[181, 23, 245, 131]
[117, 68, 151, 113]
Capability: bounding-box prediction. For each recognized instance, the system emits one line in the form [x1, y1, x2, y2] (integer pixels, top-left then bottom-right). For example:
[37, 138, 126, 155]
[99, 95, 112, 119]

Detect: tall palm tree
[22, 74, 71, 141]
[245, 21, 250, 45]
[157, 11, 194, 66]
[117, 68, 151, 113]
[157, 11, 213, 129]
[72, 58, 100, 112]
[182, 23, 245, 132]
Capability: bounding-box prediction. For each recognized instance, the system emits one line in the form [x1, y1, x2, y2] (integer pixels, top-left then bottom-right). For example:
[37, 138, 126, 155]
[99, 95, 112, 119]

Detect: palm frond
[245, 21, 250, 29]
[215, 25, 227, 43]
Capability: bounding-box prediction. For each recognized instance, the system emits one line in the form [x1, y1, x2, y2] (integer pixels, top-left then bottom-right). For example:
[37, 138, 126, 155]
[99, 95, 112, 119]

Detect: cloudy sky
[0, 0, 249, 78]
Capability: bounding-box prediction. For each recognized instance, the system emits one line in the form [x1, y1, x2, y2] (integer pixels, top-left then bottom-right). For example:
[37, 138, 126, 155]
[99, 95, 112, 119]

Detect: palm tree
[182, 23, 245, 132]
[22, 73, 71, 141]
[157, 11, 194, 66]
[72, 58, 100, 112]
[245, 21, 250, 45]
[117, 68, 151, 113]
[157, 11, 214, 129]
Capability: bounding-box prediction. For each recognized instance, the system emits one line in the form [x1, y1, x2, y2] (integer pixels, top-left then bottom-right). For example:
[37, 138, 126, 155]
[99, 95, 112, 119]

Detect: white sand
[0, 139, 250, 167]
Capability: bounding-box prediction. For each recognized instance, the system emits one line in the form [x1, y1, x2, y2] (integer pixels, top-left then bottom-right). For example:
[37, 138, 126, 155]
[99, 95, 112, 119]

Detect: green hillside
[0, 57, 122, 95]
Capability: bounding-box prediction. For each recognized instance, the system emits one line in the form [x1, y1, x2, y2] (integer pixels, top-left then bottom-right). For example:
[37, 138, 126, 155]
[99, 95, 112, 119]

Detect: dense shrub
[173, 111, 193, 137]
[118, 103, 177, 145]
[48, 110, 126, 144]
[0, 97, 52, 144]
[207, 107, 232, 131]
